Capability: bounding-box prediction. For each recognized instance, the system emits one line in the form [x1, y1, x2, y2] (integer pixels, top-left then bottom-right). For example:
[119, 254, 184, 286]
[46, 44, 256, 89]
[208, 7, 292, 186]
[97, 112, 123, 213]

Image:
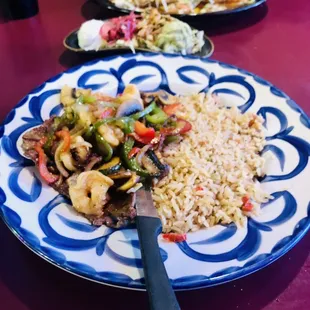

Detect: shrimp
[68, 171, 114, 216]
[98, 124, 121, 147]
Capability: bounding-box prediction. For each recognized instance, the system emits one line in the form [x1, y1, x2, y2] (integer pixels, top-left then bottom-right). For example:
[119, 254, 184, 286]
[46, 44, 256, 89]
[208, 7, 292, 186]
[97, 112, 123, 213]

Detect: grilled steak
[22, 117, 54, 161]
[86, 193, 137, 229]
[21, 119, 138, 230]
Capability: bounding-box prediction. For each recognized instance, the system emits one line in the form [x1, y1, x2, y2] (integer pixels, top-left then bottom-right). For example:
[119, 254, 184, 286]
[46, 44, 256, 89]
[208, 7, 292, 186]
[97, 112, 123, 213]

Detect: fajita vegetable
[22, 84, 190, 231]
[22, 83, 269, 238]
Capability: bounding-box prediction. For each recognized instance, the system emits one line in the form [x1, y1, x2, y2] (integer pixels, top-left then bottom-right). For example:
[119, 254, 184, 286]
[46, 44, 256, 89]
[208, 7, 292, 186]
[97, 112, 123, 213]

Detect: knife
[135, 185, 180, 310]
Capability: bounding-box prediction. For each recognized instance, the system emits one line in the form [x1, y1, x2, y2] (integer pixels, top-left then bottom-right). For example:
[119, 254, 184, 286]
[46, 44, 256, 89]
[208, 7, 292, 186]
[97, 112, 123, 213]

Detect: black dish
[63, 28, 214, 58]
[94, 0, 266, 21]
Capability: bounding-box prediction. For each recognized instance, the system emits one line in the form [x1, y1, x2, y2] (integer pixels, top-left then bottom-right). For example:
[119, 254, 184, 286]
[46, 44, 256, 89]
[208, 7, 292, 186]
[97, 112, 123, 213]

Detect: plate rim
[1, 52, 309, 291]
[1, 202, 309, 290]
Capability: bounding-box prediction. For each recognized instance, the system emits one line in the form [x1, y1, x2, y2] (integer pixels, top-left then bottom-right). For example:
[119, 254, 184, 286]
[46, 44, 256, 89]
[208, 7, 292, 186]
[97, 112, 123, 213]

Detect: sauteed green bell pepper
[94, 117, 135, 134]
[121, 137, 152, 177]
[146, 105, 168, 124]
[95, 133, 113, 162]
[131, 102, 156, 120]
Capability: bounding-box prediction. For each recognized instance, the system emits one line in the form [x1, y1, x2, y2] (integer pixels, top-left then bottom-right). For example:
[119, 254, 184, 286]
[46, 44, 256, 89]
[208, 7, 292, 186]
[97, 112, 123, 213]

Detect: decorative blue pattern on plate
[0, 53, 310, 290]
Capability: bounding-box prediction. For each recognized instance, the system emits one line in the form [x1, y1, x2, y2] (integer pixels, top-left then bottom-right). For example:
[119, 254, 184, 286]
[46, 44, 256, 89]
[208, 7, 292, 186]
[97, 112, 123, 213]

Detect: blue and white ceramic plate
[1, 53, 310, 290]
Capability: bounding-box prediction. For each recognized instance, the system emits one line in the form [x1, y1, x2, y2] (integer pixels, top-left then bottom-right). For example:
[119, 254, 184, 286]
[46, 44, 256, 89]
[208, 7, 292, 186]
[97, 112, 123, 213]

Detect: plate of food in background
[95, 0, 266, 18]
[1, 53, 309, 290]
[64, 9, 214, 57]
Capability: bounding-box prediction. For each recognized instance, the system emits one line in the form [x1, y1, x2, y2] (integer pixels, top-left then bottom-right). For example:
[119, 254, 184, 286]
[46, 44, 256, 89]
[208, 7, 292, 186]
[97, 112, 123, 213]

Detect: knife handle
[136, 216, 180, 310]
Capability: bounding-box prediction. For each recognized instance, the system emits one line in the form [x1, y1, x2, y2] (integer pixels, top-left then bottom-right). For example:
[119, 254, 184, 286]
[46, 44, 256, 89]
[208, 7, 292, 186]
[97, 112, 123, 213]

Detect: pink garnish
[99, 21, 115, 41]
[99, 12, 138, 43]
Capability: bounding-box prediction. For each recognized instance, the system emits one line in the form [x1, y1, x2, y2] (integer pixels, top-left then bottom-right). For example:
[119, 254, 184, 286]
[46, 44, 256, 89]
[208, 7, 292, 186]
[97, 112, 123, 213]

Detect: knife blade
[135, 186, 158, 218]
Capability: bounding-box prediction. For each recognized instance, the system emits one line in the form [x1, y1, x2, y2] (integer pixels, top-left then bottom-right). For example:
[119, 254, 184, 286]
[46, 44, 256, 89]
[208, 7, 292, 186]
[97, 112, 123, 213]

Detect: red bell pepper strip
[55, 129, 71, 153]
[242, 196, 254, 212]
[162, 233, 187, 243]
[135, 121, 155, 138]
[178, 119, 192, 134]
[128, 147, 141, 159]
[34, 145, 59, 184]
[242, 196, 249, 204]
[101, 107, 115, 119]
[163, 103, 182, 116]
[134, 121, 155, 144]
[129, 133, 152, 145]
[160, 118, 192, 136]
[242, 202, 254, 212]
[129, 133, 160, 145]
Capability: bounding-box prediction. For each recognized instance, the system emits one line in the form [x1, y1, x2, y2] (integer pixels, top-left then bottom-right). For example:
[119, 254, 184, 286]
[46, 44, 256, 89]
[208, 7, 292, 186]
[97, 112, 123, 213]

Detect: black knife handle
[136, 216, 180, 310]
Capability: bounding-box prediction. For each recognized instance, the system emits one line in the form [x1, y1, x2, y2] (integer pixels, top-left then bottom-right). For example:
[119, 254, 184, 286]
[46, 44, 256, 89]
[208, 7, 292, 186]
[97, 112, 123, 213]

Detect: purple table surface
[0, 0, 309, 309]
